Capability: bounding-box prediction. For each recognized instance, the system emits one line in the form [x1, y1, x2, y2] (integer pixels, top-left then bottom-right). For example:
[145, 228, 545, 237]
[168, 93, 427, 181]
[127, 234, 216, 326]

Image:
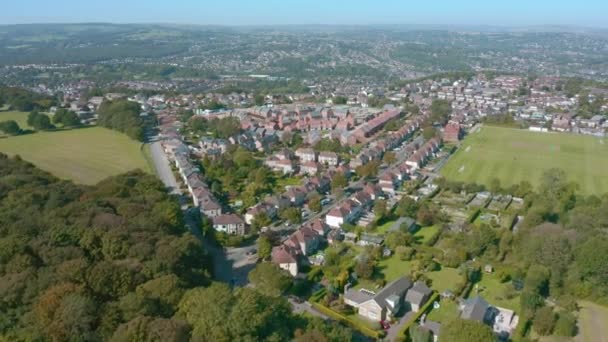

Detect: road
[148, 137, 180, 194]
[147, 134, 250, 286]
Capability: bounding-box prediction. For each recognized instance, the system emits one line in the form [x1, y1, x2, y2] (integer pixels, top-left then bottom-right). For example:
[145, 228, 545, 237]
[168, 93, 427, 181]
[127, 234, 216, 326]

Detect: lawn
[0, 126, 150, 184]
[470, 273, 520, 312]
[414, 225, 440, 244]
[441, 125, 608, 195]
[426, 298, 459, 323]
[0, 110, 50, 130]
[427, 267, 463, 293]
[355, 255, 412, 290]
[575, 301, 608, 342]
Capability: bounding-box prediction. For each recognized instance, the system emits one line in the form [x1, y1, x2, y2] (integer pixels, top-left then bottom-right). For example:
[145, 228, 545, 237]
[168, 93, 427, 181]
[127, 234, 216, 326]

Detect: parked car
[380, 320, 390, 330]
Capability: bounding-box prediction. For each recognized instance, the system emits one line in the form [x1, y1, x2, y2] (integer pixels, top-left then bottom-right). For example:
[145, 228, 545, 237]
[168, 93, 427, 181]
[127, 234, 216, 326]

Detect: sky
[2, 0, 608, 28]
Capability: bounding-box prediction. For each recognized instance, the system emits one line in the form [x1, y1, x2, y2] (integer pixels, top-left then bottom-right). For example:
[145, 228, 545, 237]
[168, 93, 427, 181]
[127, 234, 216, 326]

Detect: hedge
[311, 302, 384, 339]
[398, 292, 440, 338]
[467, 208, 481, 223]
[309, 288, 327, 303]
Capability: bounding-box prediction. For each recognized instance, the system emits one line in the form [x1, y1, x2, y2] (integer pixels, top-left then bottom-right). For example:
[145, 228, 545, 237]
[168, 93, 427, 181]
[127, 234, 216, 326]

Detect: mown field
[0, 126, 150, 184]
[441, 126, 608, 195]
[0, 110, 49, 130]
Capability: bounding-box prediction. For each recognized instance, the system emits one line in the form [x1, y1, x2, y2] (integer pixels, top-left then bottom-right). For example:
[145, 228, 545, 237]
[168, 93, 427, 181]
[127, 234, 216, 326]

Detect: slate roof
[405, 281, 432, 307]
[461, 296, 490, 322]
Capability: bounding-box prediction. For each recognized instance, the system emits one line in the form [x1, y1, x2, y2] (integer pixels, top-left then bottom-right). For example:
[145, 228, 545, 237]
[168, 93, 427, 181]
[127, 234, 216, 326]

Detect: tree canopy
[97, 99, 145, 141]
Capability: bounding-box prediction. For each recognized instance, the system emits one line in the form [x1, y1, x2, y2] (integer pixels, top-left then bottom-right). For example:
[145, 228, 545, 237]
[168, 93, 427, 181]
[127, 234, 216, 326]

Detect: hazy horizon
[2, 0, 608, 28]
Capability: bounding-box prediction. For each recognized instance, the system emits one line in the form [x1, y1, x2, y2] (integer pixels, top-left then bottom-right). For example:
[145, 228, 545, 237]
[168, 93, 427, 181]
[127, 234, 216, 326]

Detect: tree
[248, 262, 292, 297]
[281, 207, 302, 224]
[354, 256, 375, 279]
[28, 111, 54, 130]
[383, 151, 396, 165]
[396, 246, 415, 261]
[417, 203, 439, 226]
[489, 178, 502, 194]
[533, 306, 556, 336]
[0, 120, 22, 135]
[554, 312, 576, 337]
[422, 126, 437, 140]
[439, 318, 495, 342]
[575, 237, 608, 284]
[396, 196, 419, 218]
[98, 99, 144, 141]
[251, 212, 272, 232]
[373, 199, 388, 220]
[331, 172, 348, 193]
[430, 99, 451, 124]
[257, 236, 273, 261]
[385, 230, 413, 250]
[355, 160, 380, 179]
[53, 109, 81, 127]
[112, 316, 190, 342]
[410, 325, 432, 342]
[309, 195, 322, 213]
[254, 94, 265, 106]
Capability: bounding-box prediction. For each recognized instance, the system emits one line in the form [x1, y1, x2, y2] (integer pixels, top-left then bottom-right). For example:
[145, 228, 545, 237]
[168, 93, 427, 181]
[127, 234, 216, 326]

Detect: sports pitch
[0, 126, 151, 184]
[441, 125, 608, 195]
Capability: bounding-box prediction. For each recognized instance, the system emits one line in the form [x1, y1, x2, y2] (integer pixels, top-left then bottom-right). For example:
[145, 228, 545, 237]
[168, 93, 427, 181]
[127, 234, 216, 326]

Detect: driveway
[288, 299, 329, 320]
[385, 311, 416, 341]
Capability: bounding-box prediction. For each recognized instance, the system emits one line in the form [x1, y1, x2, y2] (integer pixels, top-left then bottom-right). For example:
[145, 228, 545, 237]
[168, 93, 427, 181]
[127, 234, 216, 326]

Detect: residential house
[344, 277, 413, 321]
[405, 282, 432, 312]
[295, 148, 317, 162]
[443, 122, 463, 143]
[300, 161, 320, 175]
[212, 214, 247, 235]
[318, 151, 340, 166]
[272, 245, 299, 276]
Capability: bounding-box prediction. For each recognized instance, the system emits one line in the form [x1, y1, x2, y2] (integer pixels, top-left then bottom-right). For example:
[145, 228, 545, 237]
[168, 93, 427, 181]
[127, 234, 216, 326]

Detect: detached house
[344, 277, 413, 321]
[271, 246, 299, 276]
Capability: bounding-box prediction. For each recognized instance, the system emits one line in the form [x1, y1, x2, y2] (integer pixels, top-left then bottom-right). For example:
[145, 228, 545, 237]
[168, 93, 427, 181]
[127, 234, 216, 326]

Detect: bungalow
[212, 214, 247, 235]
[459, 296, 519, 337]
[344, 276, 413, 321]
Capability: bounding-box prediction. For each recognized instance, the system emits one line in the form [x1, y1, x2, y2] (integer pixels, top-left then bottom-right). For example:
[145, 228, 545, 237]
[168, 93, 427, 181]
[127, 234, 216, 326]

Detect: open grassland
[0, 110, 48, 129]
[441, 126, 608, 195]
[0, 127, 150, 184]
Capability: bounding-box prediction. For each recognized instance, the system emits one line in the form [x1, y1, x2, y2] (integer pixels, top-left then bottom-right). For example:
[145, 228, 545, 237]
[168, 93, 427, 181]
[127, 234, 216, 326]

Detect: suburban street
[148, 137, 180, 194]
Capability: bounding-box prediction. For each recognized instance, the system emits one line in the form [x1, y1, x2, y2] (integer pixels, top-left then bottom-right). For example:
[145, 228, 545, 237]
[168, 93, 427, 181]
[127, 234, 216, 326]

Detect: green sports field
[0, 126, 150, 184]
[441, 125, 608, 195]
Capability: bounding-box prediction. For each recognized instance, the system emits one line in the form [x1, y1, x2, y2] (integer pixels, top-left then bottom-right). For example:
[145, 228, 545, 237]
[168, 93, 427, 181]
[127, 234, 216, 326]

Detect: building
[405, 282, 432, 312]
[271, 245, 299, 276]
[443, 122, 463, 143]
[344, 277, 413, 321]
[318, 151, 339, 166]
[295, 148, 317, 162]
[212, 214, 247, 235]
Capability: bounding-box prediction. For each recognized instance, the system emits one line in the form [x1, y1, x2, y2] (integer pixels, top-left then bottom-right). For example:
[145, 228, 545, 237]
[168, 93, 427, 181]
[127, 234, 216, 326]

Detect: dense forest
[97, 99, 146, 141]
[0, 154, 354, 341]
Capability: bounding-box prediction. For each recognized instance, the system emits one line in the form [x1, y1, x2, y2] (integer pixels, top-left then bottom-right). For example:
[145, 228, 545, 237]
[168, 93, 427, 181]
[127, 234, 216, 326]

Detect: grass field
[471, 273, 520, 312]
[441, 126, 608, 195]
[427, 267, 463, 293]
[0, 127, 150, 184]
[0, 110, 48, 130]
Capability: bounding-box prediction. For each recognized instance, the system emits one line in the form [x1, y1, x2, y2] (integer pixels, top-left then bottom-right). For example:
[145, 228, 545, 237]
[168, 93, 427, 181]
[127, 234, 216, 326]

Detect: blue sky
[2, 0, 607, 27]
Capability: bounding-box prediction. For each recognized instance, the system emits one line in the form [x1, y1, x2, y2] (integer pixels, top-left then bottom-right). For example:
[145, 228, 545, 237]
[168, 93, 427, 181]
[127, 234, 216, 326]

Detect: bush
[396, 246, 415, 261]
[311, 303, 383, 339]
[554, 312, 577, 337]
